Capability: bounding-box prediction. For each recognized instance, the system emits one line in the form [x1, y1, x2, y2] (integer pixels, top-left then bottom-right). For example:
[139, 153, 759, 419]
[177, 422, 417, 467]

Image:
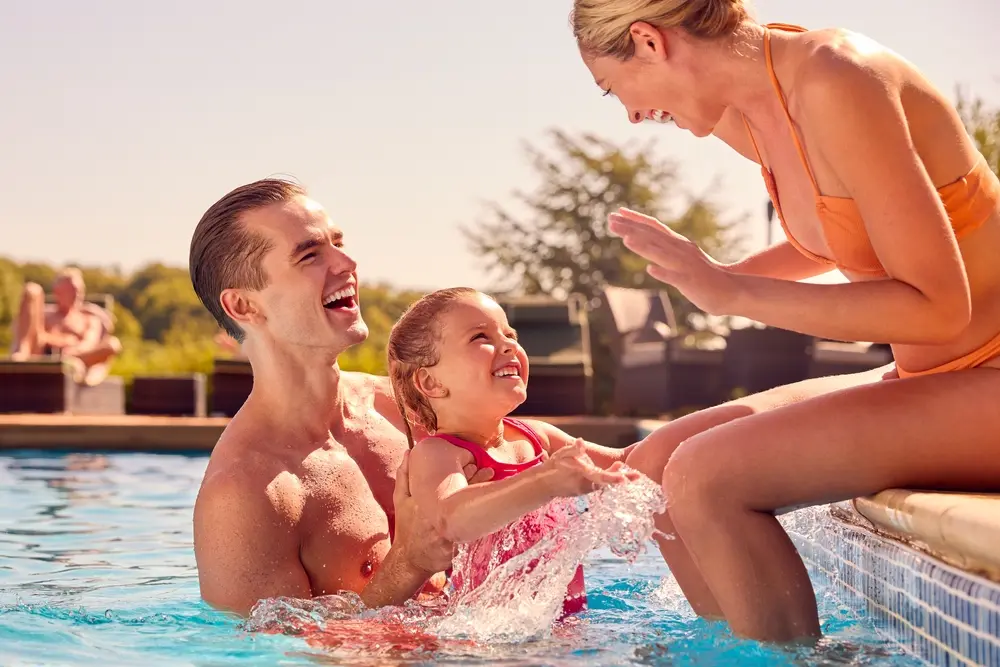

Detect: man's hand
[361, 450, 496, 608]
[392, 451, 456, 574]
[391, 452, 494, 573]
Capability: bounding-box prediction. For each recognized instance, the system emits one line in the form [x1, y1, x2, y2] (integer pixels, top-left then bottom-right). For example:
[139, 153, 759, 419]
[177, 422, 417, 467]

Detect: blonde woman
[570, 0, 1000, 643]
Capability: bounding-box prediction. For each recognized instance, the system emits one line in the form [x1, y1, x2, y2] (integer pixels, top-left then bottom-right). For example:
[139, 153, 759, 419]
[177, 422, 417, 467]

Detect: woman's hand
[608, 207, 740, 315]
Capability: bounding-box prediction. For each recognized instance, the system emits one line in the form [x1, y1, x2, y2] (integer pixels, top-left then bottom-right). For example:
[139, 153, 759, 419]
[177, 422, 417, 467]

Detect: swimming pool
[0, 450, 927, 666]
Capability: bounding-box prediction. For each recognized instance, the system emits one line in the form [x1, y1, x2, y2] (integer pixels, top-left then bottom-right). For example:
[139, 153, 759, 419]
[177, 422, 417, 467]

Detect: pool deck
[0, 413, 642, 452]
[0, 414, 230, 451]
[853, 490, 1000, 584]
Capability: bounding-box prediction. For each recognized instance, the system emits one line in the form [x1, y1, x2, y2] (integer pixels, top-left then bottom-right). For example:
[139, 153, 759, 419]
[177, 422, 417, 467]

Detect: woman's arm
[723, 56, 972, 345]
[723, 241, 835, 282]
[408, 438, 633, 544]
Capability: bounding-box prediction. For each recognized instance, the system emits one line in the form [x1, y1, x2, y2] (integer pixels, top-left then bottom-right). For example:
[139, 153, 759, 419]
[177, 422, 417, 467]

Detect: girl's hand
[608, 207, 741, 315]
[543, 439, 640, 497]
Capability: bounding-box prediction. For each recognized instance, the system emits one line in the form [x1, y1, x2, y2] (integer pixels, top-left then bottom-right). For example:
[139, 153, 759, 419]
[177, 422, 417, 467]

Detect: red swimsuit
[432, 417, 587, 618]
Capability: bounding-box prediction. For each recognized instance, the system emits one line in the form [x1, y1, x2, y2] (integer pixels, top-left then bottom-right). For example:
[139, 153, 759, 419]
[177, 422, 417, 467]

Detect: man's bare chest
[296, 431, 405, 596]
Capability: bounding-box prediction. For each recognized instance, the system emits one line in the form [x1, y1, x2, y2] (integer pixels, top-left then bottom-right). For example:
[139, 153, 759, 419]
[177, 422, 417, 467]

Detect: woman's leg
[624, 366, 889, 619]
[665, 367, 1000, 642]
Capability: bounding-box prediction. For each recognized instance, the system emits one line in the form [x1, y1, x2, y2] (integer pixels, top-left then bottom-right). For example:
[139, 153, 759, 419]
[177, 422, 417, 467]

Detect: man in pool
[188, 178, 492, 616]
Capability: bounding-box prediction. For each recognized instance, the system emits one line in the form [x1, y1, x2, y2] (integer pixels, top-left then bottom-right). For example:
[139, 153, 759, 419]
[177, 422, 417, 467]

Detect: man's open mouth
[322, 286, 357, 310]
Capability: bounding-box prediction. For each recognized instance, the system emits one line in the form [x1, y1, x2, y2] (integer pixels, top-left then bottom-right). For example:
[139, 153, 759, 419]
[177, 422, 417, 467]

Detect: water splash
[430, 473, 665, 641]
[245, 473, 666, 650]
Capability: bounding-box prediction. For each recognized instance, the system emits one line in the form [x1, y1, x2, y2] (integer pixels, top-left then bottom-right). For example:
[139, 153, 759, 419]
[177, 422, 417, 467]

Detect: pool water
[0, 451, 927, 666]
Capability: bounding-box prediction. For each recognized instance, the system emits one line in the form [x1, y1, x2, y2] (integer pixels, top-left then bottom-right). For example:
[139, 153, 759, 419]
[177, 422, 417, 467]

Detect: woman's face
[581, 22, 727, 138]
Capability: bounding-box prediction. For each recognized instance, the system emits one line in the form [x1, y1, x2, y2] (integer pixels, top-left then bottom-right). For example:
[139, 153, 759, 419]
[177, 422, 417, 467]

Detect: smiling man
[188, 179, 489, 616]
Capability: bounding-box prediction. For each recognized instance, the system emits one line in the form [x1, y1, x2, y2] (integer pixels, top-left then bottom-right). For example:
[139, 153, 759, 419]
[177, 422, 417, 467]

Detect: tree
[464, 129, 744, 412]
[463, 129, 744, 329]
[0, 259, 24, 351]
[957, 91, 1000, 178]
[338, 283, 425, 375]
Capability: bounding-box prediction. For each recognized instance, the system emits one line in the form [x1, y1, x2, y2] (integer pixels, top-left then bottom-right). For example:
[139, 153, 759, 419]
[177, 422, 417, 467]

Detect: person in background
[10, 267, 122, 385]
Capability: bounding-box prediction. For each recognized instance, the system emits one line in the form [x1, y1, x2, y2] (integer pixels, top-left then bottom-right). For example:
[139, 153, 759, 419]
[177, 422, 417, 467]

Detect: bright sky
[2, 1, 997, 291]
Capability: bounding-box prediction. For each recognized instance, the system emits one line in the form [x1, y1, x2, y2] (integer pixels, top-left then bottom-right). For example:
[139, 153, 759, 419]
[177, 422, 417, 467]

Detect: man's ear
[220, 288, 264, 329]
[414, 368, 448, 399]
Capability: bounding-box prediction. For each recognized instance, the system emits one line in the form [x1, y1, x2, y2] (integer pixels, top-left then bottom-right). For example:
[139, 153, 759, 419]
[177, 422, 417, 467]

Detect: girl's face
[418, 293, 530, 428]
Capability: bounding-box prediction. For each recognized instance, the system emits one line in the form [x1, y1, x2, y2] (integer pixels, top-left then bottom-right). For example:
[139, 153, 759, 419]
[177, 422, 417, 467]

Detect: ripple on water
[0, 451, 926, 666]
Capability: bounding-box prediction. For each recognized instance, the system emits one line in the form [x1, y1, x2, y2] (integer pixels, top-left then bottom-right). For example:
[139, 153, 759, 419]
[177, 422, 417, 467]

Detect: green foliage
[463, 130, 746, 413]
[957, 91, 1000, 178]
[0, 258, 23, 351]
[463, 129, 744, 329]
[338, 283, 425, 374]
[110, 336, 219, 384]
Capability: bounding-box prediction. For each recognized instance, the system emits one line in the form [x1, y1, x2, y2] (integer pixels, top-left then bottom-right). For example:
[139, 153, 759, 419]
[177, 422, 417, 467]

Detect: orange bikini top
[743, 23, 1000, 277]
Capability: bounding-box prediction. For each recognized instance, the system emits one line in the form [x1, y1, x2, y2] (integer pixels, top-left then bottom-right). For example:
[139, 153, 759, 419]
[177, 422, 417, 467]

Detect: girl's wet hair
[387, 287, 481, 448]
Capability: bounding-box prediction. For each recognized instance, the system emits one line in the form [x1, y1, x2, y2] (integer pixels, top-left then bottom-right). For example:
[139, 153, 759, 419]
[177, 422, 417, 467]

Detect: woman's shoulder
[787, 26, 964, 163]
[785, 27, 909, 110]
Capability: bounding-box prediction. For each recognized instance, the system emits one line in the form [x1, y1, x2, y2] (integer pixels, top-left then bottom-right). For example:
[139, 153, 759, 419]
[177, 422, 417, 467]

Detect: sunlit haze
[2, 0, 996, 290]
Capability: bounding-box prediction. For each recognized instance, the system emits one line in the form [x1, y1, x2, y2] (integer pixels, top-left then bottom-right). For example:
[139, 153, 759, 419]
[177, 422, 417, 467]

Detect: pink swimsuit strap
[433, 417, 544, 479]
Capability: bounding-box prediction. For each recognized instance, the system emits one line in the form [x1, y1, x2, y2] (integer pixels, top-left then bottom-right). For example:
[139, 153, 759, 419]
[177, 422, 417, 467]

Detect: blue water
[0, 450, 926, 666]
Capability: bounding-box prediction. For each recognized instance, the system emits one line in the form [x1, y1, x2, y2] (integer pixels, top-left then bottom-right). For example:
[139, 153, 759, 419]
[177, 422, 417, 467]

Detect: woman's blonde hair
[572, 0, 749, 58]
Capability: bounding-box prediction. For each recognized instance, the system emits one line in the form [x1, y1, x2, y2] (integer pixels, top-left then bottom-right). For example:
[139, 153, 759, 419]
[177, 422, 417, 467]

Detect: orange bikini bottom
[896, 329, 1000, 378]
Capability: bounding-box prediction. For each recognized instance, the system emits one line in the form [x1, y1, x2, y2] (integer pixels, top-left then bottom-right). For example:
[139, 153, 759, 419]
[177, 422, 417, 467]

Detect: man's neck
[242, 338, 348, 442]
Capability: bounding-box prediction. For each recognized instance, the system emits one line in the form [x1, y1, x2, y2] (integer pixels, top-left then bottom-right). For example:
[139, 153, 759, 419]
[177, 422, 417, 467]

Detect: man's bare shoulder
[195, 422, 304, 531]
[340, 370, 393, 400]
[341, 371, 405, 426]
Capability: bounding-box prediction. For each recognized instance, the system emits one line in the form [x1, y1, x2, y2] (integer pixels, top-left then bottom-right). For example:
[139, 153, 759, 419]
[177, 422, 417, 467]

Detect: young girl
[387, 287, 640, 617]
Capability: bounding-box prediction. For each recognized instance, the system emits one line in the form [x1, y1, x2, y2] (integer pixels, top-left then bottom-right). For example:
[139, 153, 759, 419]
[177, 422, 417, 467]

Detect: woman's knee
[662, 431, 734, 530]
[625, 402, 755, 481]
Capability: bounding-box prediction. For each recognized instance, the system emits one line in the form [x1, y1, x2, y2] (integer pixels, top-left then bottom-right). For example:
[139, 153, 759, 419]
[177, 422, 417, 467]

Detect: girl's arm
[519, 419, 636, 469]
[407, 437, 636, 544]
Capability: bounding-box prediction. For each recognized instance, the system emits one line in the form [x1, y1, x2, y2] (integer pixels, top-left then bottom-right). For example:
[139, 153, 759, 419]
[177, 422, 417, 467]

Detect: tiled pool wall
[783, 504, 1000, 666]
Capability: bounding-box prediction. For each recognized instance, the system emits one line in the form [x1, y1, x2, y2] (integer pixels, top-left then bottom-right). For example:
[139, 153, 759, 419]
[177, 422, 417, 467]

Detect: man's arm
[193, 473, 312, 617]
[359, 450, 456, 608]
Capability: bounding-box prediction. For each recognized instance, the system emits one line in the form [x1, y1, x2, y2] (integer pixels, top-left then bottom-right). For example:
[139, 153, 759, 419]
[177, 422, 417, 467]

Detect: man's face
[52, 274, 83, 313]
[236, 196, 368, 355]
